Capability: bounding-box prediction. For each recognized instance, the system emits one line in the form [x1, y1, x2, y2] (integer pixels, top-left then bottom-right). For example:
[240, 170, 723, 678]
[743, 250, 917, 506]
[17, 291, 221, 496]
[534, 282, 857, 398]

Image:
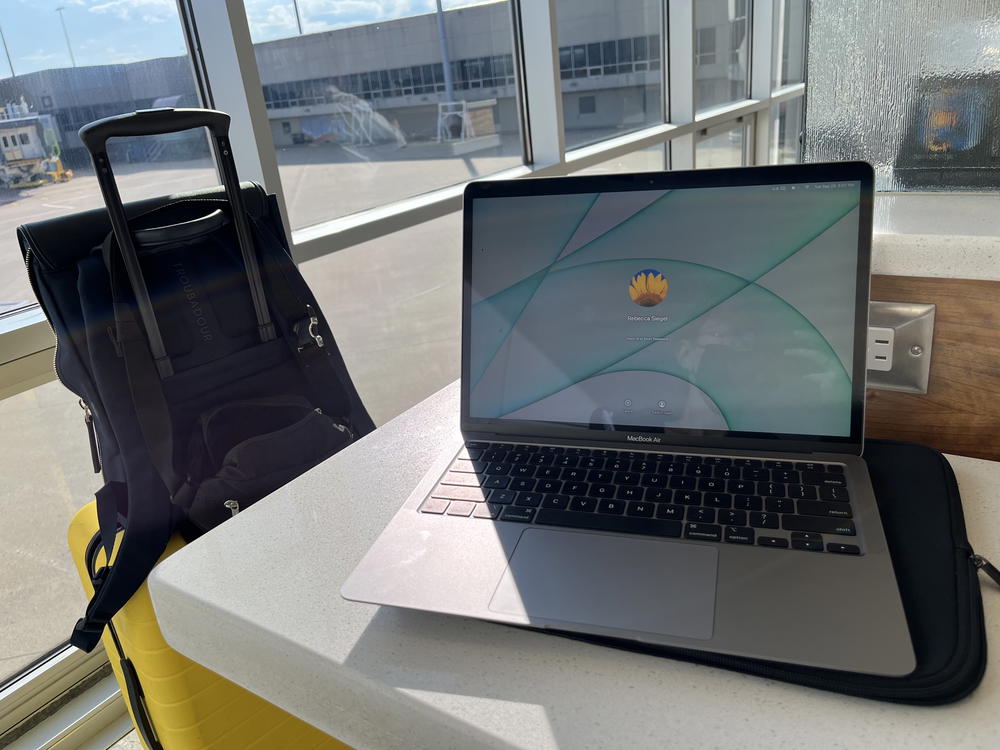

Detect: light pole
[435, 0, 455, 103]
[0, 25, 15, 78]
[55, 7, 77, 68]
[292, 0, 303, 35]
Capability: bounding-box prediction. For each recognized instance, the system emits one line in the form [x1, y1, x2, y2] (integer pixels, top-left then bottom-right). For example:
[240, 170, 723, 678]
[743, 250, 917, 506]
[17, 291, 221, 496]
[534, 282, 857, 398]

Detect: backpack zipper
[972, 553, 1000, 587]
[79, 399, 102, 473]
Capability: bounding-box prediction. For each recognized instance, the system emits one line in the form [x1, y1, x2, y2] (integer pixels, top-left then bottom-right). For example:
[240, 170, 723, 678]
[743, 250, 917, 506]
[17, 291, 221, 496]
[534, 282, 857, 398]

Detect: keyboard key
[632, 459, 656, 473]
[620, 451, 644, 460]
[451, 458, 484, 473]
[674, 491, 702, 505]
[485, 462, 511, 475]
[704, 492, 732, 508]
[818, 485, 850, 502]
[563, 481, 588, 495]
[482, 449, 508, 462]
[447, 501, 475, 517]
[598, 499, 626, 515]
[616, 485, 644, 501]
[529, 454, 554, 466]
[510, 478, 536, 492]
[688, 507, 716, 523]
[656, 504, 683, 519]
[473, 502, 502, 519]
[733, 495, 763, 511]
[783, 516, 856, 535]
[614, 471, 640, 485]
[607, 458, 629, 471]
[570, 496, 596, 512]
[420, 497, 450, 514]
[441, 472, 482, 487]
[535, 509, 682, 538]
[536, 479, 562, 494]
[431, 485, 489, 502]
[642, 474, 668, 487]
[727, 479, 753, 494]
[749, 511, 779, 529]
[627, 502, 655, 518]
[792, 539, 824, 552]
[490, 490, 516, 504]
[759, 481, 785, 497]
[719, 509, 747, 526]
[669, 476, 696, 490]
[589, 484, 615, 498]
[827, 543, 861, 555]
[581, 456, 604, 469]
[699, 478, 725, 493]
[561, 468, 586, 482]
[687, 464, 712, 477]
[500, 507, 536, 523]
[483, 476, 511, 490]
[661, 462, 685, 475]
[742, 467, 769, 482]
[702, 456, 731, 466]
[515, 492, 542, 507]
[465, 441, 491, 450]
[685, 523, 722, 542]
[538, 445, 564, 453]
[554, 455, 579, 468]
[796, 500, 853, 518]
[765, 498, 795, 514]
[795, 461, 825, 472]
[564, 447, 591, 456]
[676, 454, 702, 464]
[646, 488, 673, 502]
[510, 443, 534, 452]
[507, 452, 531, 465]
[716, 466, 740, 480]
[787, 484, 818, 500]
[734, 458, 762, 468]
[588, 470, 613, 483]
[802, 472, 847, 487]
[790, 531, 823, 543]
[764, 460, 794, 469]
[594, 449, 619, 458]
[724, 526, 755, 545]
[511, 464, 535, 478]
[542, 494, 570, 510]
[826, 464, 845, 473]
[757, 536, 789, 548]
[534, 467, 561, 480]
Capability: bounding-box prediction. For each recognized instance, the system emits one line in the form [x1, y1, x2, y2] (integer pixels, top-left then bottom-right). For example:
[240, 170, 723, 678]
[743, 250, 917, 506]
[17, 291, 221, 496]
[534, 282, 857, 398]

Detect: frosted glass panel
[805, 0, 1000, 191]
[773, 98, 803, 163]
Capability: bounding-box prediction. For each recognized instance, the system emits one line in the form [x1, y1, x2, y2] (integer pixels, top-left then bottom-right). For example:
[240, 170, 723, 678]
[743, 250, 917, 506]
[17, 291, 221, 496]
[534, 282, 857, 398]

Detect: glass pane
[244, 1, 522, 230]
[299, 213, 462, 426]
[0, 4, 211, 311]
[695, 0, 751, 111]
[774, 0, 807, 87]
[806, 0, 1000, 192]
[557, 1, 663, 150]
[696, 125, 747, 168]
[772, 98, 804, 163]
[1, 381, 104, 683]
[569, 144, 666, 175]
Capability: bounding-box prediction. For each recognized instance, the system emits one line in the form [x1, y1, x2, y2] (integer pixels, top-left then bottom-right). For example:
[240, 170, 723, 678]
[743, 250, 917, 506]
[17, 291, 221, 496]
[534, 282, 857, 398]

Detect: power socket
[867, 326, 895, 372]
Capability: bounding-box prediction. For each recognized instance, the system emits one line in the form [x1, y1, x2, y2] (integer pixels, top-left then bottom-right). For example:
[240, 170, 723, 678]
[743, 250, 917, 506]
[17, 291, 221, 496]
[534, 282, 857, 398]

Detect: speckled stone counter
[148, 381, 1000, 750]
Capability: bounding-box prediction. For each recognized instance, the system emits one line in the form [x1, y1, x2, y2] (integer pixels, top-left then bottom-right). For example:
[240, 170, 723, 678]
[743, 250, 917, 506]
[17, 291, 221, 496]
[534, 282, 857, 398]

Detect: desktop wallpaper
[468, 182, 861, 437]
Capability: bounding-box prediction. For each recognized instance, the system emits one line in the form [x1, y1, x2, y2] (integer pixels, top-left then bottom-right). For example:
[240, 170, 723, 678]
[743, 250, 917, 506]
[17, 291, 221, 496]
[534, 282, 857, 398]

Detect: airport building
[0, 1, 793, 168]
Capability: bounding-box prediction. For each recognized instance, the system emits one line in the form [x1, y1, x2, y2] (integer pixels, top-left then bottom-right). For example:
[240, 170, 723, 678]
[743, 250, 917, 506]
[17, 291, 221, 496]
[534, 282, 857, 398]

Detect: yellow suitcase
[68, 501, 350, 750]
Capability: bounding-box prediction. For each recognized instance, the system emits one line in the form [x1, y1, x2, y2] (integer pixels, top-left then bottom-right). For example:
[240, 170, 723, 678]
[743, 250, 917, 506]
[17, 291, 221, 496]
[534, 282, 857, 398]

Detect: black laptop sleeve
[554, 440, 994, 704]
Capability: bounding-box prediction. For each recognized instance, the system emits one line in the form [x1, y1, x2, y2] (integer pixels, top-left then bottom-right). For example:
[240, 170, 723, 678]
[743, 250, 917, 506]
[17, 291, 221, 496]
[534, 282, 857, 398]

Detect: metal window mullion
[667, 0, 695, 169]
[515, 0, 564, 166]
[183, 0, 293, 250]
[750, 0, 776, 165]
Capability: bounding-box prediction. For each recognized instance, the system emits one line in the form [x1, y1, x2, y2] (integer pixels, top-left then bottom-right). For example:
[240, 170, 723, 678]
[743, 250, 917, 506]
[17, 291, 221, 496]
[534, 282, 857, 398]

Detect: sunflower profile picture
[628, 269, 668, 307]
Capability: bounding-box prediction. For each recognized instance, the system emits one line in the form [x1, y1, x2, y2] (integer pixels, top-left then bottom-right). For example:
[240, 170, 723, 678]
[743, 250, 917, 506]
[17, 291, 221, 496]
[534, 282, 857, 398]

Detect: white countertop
[149, 381, 1000, 750]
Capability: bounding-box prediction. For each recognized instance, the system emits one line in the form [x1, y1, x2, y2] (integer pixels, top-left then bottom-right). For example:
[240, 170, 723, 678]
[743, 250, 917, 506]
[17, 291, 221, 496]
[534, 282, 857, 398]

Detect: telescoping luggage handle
[79, 108, 276, 378]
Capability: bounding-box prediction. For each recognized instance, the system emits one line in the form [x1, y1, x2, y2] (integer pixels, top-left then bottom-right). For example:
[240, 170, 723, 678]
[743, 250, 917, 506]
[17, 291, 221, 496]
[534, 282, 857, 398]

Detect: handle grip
[79, 108, 230, 154]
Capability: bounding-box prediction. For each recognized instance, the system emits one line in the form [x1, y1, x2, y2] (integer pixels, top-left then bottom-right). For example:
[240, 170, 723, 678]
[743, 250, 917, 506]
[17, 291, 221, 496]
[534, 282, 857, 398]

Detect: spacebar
[535, 509, 683, 538]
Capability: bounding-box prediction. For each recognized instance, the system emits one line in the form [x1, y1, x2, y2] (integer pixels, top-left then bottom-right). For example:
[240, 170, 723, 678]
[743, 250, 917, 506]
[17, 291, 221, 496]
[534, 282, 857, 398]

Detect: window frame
[0, 0, 807, 725]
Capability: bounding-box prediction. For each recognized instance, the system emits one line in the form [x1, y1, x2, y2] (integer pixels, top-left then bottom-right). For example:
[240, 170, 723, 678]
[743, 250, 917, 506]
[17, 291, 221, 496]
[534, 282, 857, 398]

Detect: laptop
[342, 161, 916, 676]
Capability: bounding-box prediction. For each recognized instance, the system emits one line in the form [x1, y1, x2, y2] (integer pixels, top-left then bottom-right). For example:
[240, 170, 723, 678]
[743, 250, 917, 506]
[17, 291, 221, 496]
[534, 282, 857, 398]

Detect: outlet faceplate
[866, 301, 936, 394]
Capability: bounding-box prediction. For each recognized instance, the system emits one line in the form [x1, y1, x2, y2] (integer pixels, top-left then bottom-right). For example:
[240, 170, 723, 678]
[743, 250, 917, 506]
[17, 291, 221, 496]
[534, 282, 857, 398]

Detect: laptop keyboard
[418, 442, 862, 555]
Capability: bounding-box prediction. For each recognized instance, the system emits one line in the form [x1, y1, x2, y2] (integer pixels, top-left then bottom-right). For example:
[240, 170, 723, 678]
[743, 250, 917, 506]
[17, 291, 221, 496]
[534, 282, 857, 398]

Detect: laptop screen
[463, 165, 872, 449]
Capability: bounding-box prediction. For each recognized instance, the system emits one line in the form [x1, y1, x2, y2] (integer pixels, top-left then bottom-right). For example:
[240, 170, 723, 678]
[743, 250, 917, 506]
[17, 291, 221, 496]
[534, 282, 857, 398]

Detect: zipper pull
[224, 499, 241, 517]
[79, 399, 102, 473]
[295, 305, 325, 351]
[972, 554, 1000, 588]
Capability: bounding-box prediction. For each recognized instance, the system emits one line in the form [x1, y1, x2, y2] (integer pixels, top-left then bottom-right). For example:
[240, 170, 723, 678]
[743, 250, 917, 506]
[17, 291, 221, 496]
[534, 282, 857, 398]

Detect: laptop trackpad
[489, 529, 718, 640]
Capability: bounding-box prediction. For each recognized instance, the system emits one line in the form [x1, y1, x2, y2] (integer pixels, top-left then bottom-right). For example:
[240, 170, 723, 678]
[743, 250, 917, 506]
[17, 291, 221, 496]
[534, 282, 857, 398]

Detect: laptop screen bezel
[460, 162, 873, 456]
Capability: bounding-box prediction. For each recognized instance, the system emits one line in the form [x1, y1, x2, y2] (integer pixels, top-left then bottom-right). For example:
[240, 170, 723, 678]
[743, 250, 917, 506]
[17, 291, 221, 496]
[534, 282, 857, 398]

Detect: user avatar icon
[629, 269, 668, 307]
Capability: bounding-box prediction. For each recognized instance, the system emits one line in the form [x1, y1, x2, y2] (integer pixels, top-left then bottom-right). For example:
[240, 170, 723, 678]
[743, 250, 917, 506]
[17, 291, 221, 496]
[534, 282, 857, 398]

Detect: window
[1, 136, 7, 148]
[0, 0, 212, 696]
[696, 123, 750, 168]
[697, 27, 716, 64]
[282, 121, 292, 134]
[775, 0, 807, 87]
[695, 0, 750, 111]
[556, 0, 663, 150]
[772, 98, 804, 163]
[245, 0, 522, 231]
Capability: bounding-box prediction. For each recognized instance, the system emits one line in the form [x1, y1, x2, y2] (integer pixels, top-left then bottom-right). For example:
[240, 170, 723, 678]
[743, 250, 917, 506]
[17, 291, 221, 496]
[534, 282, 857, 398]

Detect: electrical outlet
[867, 326, 894, 371]
[866, 301, 935, 394]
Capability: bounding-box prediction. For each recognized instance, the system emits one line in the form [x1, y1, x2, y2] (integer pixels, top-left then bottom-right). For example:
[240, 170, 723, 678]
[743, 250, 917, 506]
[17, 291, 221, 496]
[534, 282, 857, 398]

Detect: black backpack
[17, 109, 374, 652]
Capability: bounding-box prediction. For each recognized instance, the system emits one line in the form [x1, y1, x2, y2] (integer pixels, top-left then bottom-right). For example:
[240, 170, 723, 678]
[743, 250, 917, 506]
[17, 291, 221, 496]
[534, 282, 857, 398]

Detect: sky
[0, 0, 486, 78]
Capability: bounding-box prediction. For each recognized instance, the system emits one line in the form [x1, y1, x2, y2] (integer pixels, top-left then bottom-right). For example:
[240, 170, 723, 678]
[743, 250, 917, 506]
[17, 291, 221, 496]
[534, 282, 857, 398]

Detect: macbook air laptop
[342, 162, 916, 676]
